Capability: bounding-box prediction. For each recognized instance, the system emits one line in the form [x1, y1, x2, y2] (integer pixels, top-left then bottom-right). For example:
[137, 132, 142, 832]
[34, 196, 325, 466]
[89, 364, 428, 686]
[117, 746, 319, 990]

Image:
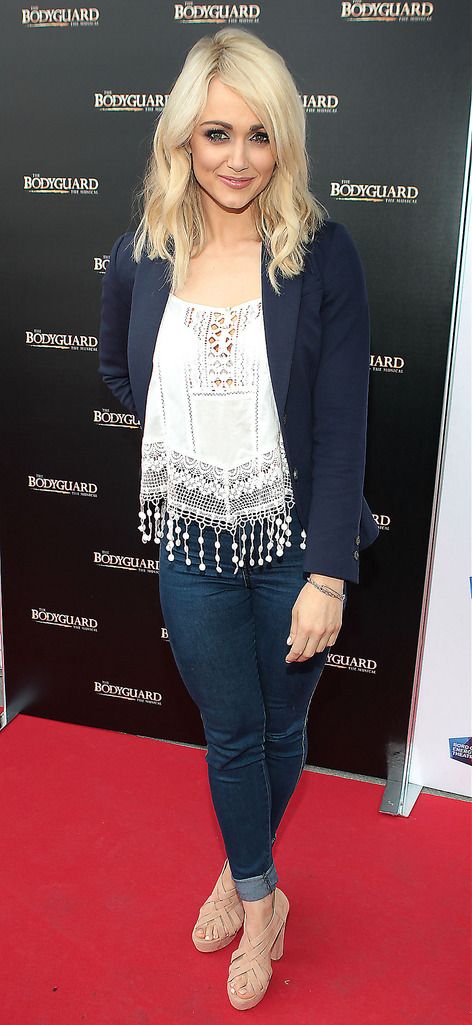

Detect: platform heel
[270, 918, 286, 960]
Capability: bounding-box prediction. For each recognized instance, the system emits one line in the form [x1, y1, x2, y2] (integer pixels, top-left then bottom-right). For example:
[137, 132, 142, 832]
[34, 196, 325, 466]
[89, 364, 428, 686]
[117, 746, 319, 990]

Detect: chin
[214, 186, 255, 203]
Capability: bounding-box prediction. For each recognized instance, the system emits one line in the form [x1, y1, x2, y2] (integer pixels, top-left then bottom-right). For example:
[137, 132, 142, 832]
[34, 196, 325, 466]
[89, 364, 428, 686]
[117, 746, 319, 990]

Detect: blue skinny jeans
[157, 502, 347, 901]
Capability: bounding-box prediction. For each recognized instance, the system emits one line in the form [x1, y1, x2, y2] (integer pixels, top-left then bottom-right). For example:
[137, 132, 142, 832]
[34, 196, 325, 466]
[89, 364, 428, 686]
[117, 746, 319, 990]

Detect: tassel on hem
[138, 495, 307, 574]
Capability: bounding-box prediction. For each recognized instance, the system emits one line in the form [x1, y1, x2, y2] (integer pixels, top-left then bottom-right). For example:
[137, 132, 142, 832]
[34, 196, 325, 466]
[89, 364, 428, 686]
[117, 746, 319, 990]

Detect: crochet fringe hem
[138, 495, 307, 575]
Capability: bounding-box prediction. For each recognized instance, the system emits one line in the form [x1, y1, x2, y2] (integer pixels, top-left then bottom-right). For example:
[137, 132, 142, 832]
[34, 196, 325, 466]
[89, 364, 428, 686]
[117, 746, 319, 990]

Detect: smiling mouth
[218, 175, 255, 183]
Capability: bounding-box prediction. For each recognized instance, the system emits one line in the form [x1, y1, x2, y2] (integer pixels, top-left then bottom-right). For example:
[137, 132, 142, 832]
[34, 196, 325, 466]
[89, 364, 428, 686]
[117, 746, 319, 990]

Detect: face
[186, 76, 276, 211]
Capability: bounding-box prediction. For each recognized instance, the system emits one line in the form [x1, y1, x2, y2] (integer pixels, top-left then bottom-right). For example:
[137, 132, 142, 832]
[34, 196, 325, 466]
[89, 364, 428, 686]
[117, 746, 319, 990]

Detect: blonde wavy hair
[132, 27, 328, 295]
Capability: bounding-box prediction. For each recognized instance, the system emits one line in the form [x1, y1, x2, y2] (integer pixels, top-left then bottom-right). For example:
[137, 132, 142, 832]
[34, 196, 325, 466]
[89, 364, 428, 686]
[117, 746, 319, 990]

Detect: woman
[99, 27, 379, 1011]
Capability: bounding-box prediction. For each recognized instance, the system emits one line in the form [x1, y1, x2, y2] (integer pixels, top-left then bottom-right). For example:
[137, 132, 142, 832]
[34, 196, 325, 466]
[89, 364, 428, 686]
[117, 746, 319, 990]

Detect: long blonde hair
[132, 27, 328, 295]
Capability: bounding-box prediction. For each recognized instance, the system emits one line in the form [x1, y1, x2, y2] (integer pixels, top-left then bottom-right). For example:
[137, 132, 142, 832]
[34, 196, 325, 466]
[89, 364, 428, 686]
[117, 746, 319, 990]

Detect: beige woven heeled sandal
[192, 859, 245, 952]
[227, 887, 290, 1010]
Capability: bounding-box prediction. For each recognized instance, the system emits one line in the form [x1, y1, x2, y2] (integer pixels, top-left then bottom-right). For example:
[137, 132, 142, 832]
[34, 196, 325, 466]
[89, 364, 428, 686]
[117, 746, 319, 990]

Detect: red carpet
[0, 714, 469, 1025]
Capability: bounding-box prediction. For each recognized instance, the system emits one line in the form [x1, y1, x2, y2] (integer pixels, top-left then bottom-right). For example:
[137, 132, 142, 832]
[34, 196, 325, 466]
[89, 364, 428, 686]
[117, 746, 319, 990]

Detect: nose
[226, 137, 250, 173]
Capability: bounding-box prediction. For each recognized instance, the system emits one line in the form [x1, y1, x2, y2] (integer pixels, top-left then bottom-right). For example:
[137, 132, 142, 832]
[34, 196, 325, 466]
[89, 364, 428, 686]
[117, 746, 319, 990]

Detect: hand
[285, 576, 344, 662]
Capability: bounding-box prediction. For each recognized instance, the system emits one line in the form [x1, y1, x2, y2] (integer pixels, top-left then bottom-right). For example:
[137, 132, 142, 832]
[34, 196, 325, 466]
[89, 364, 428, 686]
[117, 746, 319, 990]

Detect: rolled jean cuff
[232, 860, 278, 902]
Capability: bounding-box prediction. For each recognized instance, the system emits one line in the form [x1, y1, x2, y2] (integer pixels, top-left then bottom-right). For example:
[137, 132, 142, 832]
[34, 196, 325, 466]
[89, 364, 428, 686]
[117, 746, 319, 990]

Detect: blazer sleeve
[97, 232, 138, 416]
[302, 222, 372, 585]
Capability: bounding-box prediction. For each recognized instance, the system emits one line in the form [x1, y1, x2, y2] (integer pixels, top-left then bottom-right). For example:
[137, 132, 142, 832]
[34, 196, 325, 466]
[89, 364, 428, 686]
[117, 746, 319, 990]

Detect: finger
[286, 609, 298, 647]
[294, 633, 327, 660]
[285, 631, 310, 662]
[299, 637, 320, 660]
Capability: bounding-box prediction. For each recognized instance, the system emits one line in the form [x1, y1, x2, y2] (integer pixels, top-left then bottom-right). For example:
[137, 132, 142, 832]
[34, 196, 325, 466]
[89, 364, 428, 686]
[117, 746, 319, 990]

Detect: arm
[97, 232, 138, 416]
[301, 221, 372, 586]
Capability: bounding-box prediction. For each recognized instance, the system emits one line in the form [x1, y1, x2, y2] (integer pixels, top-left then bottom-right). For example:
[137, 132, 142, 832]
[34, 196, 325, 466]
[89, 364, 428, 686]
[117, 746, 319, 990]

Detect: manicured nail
[286, 636, 292, 643]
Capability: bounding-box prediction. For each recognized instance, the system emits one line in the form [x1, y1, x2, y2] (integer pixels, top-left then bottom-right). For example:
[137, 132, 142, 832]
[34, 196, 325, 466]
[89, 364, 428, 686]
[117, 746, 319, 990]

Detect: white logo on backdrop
[94, 551, 159, 574]
[32, 608, 98, 631]
[26, 330, 98, 351]
[21, 7, 99, 26]
[327, 652, 378, 672]
[174, 3, 260, 23]
[373, 514, 390, 532]
[331, 179, 419, 203]
[26, 334, 97, 354]
[94, 256, 110, 274]
[94, 92, 168, 111]
[370, 354, 406, 373]
[340, 2, 433, 22]
[94, 681, 163, 705]
[28, 475, 98, 496]
[301, 93, 339, 113]
[93, 409, 141, 428]
[24, 176, 98, 194]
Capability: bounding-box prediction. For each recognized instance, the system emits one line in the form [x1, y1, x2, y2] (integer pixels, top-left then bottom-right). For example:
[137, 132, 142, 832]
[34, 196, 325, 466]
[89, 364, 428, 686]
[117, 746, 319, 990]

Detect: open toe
[192, 859, 245, 953]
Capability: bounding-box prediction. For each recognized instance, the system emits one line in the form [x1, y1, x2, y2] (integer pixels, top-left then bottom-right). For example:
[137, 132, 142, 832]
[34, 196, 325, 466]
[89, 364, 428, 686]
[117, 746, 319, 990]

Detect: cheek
[194, 149, 223, 173]
[258, 153, 276, 177]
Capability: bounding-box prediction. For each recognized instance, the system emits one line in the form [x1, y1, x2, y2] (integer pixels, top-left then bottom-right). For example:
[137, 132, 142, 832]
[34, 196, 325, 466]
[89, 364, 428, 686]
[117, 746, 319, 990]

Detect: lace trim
[138, 441, 307, 574]
[181, 299, 263, 397]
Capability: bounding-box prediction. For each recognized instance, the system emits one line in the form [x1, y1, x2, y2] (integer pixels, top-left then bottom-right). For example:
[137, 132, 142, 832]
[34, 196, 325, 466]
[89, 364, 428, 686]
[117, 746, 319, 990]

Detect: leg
[248, 505, 333, 841]
[157, 516, 277, 902]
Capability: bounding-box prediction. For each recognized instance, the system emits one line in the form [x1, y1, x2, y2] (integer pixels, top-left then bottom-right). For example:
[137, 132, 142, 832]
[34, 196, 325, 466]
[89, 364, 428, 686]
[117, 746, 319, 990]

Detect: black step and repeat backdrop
[1, 2, 470, 783]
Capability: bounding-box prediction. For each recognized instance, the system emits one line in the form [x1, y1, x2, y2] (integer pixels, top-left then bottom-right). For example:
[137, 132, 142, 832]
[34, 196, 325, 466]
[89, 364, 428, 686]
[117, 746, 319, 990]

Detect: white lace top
[138, 292, 307, 573]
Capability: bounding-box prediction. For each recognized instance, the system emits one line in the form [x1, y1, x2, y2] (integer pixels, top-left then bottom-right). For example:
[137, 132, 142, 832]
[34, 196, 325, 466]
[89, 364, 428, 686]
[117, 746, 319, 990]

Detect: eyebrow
[199, 120, 265, 131]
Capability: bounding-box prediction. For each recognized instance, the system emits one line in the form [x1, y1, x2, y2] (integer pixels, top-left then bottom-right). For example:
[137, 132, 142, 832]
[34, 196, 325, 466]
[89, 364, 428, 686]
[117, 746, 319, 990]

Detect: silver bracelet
[306, 577, 344, 602]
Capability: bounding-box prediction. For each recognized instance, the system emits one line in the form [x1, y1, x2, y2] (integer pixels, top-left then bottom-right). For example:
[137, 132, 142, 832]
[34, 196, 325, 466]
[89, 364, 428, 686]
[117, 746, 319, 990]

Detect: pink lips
[218, 175, 255, 189]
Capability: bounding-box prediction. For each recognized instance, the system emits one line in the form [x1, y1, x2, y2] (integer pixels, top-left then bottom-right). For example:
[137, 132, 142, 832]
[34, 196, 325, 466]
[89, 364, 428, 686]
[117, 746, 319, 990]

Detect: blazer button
[355, 535, 360, 545]
[353, 550, 359, 559]
[293, 467, 298, 481]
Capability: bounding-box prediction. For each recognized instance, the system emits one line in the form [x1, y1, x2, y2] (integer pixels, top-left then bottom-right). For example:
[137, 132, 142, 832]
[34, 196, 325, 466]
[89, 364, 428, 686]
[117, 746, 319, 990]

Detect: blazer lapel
[127, 239, 303, 429]
[260, 240, 303, 425]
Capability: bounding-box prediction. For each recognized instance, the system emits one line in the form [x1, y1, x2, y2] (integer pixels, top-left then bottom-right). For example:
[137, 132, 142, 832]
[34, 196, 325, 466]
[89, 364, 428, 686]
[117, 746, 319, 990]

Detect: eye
[204, 129, 228, 142]
[204, 129, 270, 144]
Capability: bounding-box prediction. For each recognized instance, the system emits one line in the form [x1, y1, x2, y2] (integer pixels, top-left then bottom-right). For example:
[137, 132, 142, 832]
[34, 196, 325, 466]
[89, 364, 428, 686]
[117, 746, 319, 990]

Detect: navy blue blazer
[98, 218, 379, 585]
